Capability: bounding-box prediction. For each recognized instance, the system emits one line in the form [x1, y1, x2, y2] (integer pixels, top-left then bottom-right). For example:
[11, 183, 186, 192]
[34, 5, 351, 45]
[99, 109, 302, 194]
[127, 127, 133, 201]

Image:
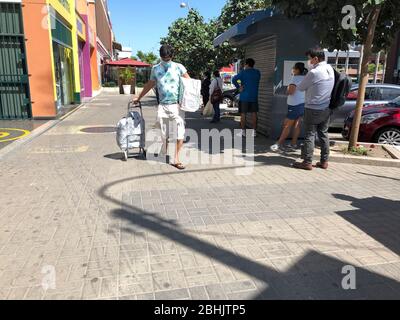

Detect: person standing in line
[232, 58, 261, 137]
[201, 71, 211, 114]
[271, 63, 308, 152]
[209, 70, 224, 123]
[133, 44, 190, 170]
[293, 48, 335, 171]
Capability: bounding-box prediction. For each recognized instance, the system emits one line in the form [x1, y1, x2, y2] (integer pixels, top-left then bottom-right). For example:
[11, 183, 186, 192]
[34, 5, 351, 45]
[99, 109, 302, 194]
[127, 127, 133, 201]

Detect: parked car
[222, 89, 239, 108]
[331, 84, 400, 128]
[342, 96, 400, 145]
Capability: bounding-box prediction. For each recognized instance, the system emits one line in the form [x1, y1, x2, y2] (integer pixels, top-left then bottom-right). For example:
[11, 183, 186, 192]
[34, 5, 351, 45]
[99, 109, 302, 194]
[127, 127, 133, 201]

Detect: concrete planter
[123, 85, 131, 95]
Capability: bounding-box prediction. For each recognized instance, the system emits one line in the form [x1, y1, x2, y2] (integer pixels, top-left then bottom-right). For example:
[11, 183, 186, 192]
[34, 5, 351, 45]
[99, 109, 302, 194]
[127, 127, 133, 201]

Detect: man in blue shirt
[232, 58, 261, 137]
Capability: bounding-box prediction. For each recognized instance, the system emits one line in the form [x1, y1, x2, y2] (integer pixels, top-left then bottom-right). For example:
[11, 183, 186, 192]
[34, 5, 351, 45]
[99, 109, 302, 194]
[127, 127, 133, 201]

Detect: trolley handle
[128, 101, 144, 118]
[128, 101, 142, 110]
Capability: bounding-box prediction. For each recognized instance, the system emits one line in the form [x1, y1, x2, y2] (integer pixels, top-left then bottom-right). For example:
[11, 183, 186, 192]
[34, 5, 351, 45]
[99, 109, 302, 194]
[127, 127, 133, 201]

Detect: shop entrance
[52, 43, 74, 110]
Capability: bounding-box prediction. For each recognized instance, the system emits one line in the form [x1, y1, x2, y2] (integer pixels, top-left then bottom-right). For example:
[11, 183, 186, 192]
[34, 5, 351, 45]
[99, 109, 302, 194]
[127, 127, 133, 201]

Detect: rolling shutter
[245, 36, 276, 137]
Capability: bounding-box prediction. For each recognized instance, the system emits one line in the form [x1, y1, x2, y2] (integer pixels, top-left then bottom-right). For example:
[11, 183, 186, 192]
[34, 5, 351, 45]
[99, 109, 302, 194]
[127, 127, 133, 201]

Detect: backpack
[210, 79, 223, 104]
[329, 69, 353, 110]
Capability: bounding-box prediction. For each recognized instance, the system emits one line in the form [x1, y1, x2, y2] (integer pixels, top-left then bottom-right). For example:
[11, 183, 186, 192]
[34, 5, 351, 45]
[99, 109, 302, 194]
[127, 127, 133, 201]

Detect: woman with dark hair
[271, 62, 308, 152]
[201, 71, 211, 114]
[209, 70, 223, 123]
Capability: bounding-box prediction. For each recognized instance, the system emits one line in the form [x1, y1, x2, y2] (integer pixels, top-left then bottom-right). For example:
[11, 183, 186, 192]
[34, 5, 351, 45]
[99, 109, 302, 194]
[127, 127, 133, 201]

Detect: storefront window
[53, 42, 74, 108]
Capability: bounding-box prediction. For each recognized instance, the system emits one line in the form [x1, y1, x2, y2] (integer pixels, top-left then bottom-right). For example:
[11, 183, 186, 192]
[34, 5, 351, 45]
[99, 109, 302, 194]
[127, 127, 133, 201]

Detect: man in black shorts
[232, 58, 261, 137]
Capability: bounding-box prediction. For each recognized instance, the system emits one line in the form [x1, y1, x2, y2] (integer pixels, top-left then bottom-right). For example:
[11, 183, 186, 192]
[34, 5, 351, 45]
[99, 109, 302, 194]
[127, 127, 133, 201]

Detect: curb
[328, 140, 400, 168]
[383, 145, 400, 160]
[328, 153, 400, 168]
[0, 102, 86, 161]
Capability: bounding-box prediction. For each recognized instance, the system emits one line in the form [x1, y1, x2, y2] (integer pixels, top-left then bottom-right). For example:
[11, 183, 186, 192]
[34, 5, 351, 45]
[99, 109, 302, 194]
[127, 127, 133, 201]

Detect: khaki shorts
[157, 104, 186, 140]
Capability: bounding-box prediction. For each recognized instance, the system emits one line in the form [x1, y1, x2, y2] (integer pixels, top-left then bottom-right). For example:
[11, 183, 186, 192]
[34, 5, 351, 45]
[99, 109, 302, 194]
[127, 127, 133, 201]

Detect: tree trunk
[348, 5, 382, 149]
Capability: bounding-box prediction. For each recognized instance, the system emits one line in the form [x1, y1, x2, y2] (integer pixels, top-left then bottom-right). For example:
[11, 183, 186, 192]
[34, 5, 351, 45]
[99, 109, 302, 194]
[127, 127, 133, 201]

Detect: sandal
[172, 163, 185, 170]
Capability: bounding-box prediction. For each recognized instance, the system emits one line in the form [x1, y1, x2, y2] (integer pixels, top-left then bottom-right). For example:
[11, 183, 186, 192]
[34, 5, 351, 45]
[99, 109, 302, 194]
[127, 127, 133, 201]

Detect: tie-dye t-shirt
[150, 61, 187, 105]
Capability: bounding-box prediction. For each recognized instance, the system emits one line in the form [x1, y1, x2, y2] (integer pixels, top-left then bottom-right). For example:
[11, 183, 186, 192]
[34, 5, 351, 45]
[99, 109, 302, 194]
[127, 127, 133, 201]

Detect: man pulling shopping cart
[133, 44, 191, 170]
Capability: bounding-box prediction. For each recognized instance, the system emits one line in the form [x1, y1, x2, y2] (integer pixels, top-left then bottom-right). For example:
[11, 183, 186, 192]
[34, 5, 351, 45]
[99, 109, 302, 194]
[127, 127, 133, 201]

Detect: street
[0, 91, 399, 300]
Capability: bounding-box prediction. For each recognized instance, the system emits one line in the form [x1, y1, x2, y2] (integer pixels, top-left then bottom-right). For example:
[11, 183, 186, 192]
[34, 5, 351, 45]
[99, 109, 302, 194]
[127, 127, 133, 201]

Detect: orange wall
[22, 0, 56, 118]
[76, 0, 88, 15]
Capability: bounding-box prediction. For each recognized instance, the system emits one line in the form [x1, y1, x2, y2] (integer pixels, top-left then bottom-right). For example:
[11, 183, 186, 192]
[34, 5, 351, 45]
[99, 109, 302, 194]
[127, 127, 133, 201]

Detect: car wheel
[376, 127, 400, 146]
[223, 97, 233, 107]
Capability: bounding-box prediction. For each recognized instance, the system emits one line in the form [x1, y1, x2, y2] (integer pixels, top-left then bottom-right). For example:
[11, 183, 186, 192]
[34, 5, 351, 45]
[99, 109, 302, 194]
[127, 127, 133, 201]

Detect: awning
[213, 8, 276, 47]
[220, 65, 235, 73]
[106, 58, 151, 68]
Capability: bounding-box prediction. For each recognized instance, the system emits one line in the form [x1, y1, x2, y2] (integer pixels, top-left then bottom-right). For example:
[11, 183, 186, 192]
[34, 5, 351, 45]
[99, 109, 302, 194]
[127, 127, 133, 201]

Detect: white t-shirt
[209, 77, 223, 96]
[287, 75, 306, 106]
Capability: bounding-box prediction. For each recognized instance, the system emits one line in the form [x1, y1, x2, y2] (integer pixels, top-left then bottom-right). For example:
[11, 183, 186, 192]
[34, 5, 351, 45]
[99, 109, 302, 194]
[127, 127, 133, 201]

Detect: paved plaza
[0, 91, 399, 300]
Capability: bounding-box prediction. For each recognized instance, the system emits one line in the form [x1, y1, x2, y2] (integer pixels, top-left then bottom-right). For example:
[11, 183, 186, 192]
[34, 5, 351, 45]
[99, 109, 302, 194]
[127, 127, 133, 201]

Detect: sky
[108, 0, 227, 56]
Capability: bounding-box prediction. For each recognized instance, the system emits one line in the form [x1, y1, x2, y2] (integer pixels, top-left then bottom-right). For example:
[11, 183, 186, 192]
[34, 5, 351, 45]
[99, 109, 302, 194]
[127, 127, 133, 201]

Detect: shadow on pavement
[98, 169, 400, 299]
[334, 194, 400, 257]
[104, 153, 124, 161]
[357, 172, 400, 182]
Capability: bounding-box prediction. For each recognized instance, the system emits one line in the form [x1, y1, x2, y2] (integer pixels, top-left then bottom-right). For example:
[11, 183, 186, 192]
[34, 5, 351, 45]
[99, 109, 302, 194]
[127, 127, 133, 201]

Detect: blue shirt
[232, 68, 261, 103]
[150, 61, 187, 105]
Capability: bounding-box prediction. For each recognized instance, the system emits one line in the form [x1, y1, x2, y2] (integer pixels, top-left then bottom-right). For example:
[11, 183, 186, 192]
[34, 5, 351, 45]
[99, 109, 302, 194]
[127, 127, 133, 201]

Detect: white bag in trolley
[179, 77, 202, 112]
[116, 111, 145, 150]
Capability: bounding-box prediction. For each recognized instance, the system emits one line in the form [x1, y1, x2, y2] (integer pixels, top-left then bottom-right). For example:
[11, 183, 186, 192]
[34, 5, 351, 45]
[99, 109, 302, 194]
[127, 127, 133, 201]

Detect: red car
[343, 96, 400, 145]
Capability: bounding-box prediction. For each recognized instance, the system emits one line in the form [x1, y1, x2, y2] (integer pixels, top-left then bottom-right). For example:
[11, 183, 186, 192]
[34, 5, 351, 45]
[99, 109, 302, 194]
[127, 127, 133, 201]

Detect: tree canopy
[218, 0, 271, 32]
[160, 10, 219, 78]
[272, 0, 400, 52]
[160, 1, 272, 78]
[132, 51, 159, 65]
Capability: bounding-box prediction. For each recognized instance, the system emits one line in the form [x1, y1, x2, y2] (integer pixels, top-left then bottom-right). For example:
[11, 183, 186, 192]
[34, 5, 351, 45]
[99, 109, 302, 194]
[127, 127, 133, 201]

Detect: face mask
[307, 60, 315, 70]
[161, 60, 172, 68]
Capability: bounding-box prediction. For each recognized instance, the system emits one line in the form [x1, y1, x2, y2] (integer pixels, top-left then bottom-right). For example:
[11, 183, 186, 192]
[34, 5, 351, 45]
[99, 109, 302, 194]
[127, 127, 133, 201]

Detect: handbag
[203, 100, 214, 117]
[210, 79, 223, 104]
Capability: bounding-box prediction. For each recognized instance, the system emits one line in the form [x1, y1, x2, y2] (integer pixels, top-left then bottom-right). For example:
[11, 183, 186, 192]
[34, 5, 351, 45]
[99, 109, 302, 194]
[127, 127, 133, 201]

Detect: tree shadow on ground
[98, 170, 400, 300]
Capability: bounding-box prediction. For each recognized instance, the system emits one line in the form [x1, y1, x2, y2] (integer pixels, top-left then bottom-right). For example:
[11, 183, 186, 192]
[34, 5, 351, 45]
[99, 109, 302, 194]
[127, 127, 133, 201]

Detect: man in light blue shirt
[293, 49, 335, 171]
[134, 45, 190, 170]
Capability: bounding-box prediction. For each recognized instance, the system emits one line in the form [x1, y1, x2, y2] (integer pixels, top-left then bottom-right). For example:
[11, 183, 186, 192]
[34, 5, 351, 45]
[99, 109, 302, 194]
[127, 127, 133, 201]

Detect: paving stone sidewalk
[0, 91, 399, 300]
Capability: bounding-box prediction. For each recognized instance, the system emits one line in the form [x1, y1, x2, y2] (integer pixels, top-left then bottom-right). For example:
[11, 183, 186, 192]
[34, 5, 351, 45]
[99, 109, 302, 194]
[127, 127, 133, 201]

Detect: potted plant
[120, 68, 134, 95]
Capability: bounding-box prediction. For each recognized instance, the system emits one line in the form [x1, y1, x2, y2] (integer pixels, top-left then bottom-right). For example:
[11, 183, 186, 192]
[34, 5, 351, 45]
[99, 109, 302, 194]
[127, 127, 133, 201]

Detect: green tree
[161, 10, 218, 78]
[218, 0, 271, 31]
[272, 0, 400, 148]
[215, 0, 272, 66]
[160, 2, 273, 77]
[133, 51, 159, 65]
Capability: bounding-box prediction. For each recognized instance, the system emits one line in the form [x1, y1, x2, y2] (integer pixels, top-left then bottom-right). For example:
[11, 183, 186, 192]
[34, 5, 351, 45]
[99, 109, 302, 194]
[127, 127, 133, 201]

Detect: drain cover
[80, 127, 116, 134]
